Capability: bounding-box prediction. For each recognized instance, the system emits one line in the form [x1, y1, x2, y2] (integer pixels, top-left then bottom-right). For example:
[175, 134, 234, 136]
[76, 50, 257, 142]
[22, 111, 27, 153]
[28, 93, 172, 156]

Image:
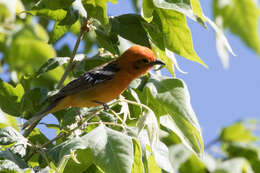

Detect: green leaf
[49, 0, 85, 43]
[36, 57, 70, 77]
[153, 0, 206, 26]
[84, 164, 105, 173]
[131, 139, 144, 173]
[168, 144, 207, 173]
[213, 158, 254, 173]
[0, 127, 28, 157]
[152, 141, 174, 172]
[220, 122, 258, 143]
[82, 0, 117, 26]
[0, 3, 11, 24]
[140, 12, 175, 76]
[95, 27, 119, 55]
[155, 9, 207, 67]
[110, 14, 150, 47]
[213, 0, 260, 55]
[140, 74, 203, 155]
[20, 87, 48, 119]
[0, 113, 19, 130]
[49, 125, 134, 173]
[0, 150, 27, 169]
[0, 80, 24, 116]
[147, 153, 161, 173]
[142, 0, 154, 23]
[27, 0, 74, 21]
[137, 110, 159, 145]
[224, 143, 260, 173]
[28, 8, 67, 21]
[4, 23, 59, 77]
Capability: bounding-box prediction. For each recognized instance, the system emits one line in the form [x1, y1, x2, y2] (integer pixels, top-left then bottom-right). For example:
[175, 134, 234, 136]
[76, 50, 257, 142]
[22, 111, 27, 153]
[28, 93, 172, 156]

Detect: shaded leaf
[110, 14, 150, 47]
[0, 150, 27, 169]
[20, 87, 48, 119]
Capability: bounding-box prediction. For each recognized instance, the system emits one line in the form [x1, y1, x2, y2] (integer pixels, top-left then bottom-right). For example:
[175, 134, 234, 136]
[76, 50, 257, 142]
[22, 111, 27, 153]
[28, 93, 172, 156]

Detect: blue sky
[1, 1, 260, 145]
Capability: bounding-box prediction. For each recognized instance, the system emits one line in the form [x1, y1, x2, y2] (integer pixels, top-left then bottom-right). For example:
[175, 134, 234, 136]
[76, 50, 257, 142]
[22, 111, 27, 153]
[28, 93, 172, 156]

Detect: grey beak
[150, 59, 165, 66]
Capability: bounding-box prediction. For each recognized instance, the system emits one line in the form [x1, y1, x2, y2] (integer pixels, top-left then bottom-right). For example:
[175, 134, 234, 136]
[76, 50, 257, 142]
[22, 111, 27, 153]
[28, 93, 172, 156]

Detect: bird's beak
[150, 59, 165, 66]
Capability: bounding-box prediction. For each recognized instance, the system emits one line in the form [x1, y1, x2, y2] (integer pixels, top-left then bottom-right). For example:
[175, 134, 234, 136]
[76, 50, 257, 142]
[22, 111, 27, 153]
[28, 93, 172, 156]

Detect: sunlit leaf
[139, 74, 203, 155]
[0, 80, 24, 116]
[213, 0, 260, 55]
[220, 122, 258, 143]
[49, 125, 133, 173]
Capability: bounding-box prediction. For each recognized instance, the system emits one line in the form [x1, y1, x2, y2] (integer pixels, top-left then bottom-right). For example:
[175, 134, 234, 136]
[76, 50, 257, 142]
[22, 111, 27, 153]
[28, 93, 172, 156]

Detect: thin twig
[120, 98, 152, 112]
[110, 109, 125, 125]
[87, 121, 123, 127]
[205, 137, 219, 150]
[57, 29, 84, 89]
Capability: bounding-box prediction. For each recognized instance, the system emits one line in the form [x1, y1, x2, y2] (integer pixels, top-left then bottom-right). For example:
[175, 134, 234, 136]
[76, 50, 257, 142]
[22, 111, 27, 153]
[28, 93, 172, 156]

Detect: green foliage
[0, 0, 259, 172]
[220, 122, 258, 143]
[213, 0, 260, 55]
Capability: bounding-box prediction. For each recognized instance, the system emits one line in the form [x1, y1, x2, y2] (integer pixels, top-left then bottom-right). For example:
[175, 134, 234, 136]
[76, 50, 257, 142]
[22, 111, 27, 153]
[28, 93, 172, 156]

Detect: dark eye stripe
[141, 58, 149, 63]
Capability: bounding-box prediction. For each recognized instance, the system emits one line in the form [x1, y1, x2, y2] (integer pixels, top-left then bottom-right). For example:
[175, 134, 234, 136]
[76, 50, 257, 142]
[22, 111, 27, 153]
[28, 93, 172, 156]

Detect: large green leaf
[0, 79, 24, 116]
[49, 125, 134, 173]
[219, 122, 258, 143]
[156, 9, 207, 67]
[140, 74, 203, 155]
[110, 14, 150, 47]
[141, 9, 207, 68]
[213, 0, 260, 55]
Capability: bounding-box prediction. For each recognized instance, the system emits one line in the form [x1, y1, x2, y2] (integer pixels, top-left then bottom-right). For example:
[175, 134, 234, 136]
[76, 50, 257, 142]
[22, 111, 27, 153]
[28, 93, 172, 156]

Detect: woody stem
[57, 21, 87, 89]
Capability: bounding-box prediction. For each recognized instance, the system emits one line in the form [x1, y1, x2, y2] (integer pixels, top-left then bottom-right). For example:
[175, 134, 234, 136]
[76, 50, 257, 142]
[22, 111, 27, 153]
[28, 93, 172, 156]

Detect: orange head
[118, 45, 165, 78]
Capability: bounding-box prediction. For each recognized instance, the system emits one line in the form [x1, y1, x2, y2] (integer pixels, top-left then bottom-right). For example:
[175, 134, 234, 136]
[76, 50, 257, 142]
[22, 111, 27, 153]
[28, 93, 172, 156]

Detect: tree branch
[56, 29, 84, 89]
[205, 137, 220, 150]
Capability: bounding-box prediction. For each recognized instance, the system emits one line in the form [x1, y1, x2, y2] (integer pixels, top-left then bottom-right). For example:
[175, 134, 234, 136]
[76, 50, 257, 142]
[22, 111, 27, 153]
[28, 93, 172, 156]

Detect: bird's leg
[92, 100, 109, 111]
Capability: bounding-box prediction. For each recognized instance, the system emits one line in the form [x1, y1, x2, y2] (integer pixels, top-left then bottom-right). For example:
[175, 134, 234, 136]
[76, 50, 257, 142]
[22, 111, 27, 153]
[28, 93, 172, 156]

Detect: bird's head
[118, 45, 165, 77]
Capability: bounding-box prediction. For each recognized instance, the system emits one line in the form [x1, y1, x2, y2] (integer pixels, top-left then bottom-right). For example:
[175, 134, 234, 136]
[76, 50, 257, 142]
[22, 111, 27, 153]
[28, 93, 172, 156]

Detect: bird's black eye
[141, 58, 149, 63]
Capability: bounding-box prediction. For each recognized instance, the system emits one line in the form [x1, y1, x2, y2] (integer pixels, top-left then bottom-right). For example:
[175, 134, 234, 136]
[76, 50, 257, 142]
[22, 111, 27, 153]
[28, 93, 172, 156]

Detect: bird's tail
[22, 100, 60, 137]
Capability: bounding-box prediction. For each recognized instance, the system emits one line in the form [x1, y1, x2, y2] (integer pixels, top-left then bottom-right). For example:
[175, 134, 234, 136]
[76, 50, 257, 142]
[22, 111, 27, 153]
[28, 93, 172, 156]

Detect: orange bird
[22, 45, 165, 135]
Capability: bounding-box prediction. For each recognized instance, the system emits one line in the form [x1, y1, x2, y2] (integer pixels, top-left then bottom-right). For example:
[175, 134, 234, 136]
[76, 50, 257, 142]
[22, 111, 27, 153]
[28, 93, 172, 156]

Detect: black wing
[52, 61, 120, 100]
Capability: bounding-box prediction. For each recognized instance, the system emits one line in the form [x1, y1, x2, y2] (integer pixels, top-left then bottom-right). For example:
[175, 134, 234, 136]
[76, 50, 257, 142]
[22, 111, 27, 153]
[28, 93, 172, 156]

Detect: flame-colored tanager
[22, 45, 165, 133]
